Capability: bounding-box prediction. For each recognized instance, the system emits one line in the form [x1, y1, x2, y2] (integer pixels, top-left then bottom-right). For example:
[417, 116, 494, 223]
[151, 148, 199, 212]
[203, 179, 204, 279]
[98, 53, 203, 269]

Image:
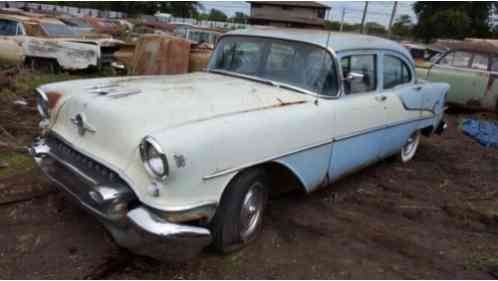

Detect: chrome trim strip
[203, 139, 334, 180]
[334, 116, 433, 142]
[203, 116, 434, 180]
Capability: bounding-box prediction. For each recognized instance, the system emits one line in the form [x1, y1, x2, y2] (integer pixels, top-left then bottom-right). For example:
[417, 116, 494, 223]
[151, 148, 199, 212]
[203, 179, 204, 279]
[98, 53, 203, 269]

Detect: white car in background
[30, 28, 448, 261]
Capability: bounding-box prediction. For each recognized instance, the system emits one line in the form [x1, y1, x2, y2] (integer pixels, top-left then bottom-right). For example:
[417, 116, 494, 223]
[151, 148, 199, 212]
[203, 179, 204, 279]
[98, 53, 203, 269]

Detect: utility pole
[360, 1, 369, 34]
[388, 1, 398, 35]
[340, 8, 346, 32]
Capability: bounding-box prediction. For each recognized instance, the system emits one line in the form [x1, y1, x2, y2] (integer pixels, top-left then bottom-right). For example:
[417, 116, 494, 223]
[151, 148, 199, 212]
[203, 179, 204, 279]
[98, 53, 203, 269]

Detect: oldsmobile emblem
[71, 113, 96, 136]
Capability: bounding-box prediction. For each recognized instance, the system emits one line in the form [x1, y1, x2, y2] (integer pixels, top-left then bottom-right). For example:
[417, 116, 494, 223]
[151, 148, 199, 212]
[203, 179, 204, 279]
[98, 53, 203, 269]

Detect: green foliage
[365, 22, 387, 35]
[37, 1, 202, 17]
[391, 14, 413, 38]
[413, 2, 497, 42]
[208, 8, 227, 22]
[231, 12, 248, 24]
[324, 20, 361, 32]
[0, 152, 34, 178]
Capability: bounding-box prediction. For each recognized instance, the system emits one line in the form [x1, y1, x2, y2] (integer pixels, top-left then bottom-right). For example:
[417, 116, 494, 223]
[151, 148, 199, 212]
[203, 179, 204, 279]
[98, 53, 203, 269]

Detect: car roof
[226, 27, 413, 62]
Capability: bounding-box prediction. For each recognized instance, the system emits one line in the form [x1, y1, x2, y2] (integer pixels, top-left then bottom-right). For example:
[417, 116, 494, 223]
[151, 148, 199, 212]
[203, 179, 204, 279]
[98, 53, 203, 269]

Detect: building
[247, 1, 331, 29]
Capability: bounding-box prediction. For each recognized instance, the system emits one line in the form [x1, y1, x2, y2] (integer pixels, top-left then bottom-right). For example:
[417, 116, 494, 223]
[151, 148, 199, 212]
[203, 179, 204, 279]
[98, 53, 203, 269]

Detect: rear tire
[210, 168, 269, 253]
[399, 130, 421, 163]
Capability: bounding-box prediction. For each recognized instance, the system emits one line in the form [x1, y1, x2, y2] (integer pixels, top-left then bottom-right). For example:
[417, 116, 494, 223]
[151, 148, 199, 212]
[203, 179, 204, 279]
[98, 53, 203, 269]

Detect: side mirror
[343, 72, 364, 81]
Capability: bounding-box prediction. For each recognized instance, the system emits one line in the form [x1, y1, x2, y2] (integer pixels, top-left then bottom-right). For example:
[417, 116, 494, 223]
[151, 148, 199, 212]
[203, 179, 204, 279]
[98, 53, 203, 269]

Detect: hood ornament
[71, 113, 96, 136]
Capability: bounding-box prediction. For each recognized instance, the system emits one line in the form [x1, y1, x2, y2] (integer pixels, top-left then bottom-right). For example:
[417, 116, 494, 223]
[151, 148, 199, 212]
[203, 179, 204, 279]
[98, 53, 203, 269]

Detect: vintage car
[30, 28, 448, 261]
[417, 40, 498, 113]
[0, 12, 124, 70]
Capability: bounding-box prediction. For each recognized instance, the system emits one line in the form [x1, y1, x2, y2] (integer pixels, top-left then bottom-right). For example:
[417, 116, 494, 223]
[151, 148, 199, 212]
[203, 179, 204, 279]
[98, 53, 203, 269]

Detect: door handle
[375, 95, 387, 102]
[414, 86, 423, 91]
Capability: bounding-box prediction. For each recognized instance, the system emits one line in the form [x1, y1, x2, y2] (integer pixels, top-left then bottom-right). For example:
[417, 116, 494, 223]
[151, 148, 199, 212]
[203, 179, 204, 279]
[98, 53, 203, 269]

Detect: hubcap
[240, 182, 264, 240]
[402, 132, 418, 157]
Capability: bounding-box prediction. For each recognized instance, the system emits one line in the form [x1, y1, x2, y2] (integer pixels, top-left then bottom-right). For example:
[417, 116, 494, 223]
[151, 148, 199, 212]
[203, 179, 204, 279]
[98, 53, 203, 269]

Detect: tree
[158, 2, 202, 18]
[365, 22, 387, 35]
[231, 12, 248, 24]
[391, 14, 413, 38]
[208, 8, 227, 22]
[413, 2, 497, 42]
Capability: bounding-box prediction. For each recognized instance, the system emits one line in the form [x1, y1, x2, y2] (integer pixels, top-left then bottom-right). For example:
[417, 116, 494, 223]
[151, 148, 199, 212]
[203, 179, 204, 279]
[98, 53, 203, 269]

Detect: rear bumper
[30, 137, 211, 262]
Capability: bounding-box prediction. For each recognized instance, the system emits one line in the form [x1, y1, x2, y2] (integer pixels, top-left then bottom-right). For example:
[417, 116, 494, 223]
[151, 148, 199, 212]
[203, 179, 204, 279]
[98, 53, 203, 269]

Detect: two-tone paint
[37, 29, 448, 219]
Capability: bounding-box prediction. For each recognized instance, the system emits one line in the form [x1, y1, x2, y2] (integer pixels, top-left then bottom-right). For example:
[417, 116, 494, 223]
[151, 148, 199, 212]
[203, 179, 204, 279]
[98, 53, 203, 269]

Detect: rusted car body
[81, 16, 124, 37]
[113, 35, 191, 75]
[0, 12, 124, 70]
[417, 40, 498, 112]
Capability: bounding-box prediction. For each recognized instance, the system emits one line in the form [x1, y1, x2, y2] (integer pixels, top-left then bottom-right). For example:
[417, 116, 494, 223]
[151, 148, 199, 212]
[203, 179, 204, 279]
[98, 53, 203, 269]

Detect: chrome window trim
[381, 51, 416, 89]
[335, 50, 380, 97]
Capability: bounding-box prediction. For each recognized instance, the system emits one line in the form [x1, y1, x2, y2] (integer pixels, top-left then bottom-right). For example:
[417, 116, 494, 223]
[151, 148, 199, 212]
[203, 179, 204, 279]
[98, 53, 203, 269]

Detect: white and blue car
[30, 28, 448, 261]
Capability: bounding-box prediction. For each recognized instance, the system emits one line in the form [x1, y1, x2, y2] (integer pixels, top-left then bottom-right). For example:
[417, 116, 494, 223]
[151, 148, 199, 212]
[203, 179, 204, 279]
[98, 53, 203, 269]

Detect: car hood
[42, 72, 311, 174]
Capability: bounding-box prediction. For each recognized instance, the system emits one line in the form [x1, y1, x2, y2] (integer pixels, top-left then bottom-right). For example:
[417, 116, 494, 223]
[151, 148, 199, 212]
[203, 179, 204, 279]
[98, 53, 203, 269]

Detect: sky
[200, 1, 417, 27]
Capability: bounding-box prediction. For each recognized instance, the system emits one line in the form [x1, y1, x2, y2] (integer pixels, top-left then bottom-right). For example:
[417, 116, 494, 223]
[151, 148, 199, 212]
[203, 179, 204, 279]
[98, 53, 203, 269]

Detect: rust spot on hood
[46, 91, 63, 109]
[274, 98, 307, 107]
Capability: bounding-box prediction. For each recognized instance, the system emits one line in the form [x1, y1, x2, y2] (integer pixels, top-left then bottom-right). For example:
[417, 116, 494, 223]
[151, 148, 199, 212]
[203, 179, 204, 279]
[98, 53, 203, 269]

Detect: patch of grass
[0, 152, 35, 178]
[13, 72, 82, 95]
[466, 253, 498, 271]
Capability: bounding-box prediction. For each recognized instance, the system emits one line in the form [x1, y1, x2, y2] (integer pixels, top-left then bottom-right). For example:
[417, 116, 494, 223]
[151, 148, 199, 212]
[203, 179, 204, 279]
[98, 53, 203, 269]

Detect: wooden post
[360, 2, 369, 34]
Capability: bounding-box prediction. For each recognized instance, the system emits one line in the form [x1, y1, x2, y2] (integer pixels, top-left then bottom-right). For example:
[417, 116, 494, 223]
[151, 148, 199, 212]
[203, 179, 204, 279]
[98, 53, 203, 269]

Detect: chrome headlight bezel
[35, 88, 49, 119]
[139, 137, 169, 181]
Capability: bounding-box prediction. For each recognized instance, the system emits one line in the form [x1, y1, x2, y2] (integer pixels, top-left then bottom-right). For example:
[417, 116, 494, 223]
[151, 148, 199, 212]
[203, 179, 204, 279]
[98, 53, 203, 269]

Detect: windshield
[41, 23, 77, 37]
[0, 19, 20, 36]
[208, 36, 338, 96]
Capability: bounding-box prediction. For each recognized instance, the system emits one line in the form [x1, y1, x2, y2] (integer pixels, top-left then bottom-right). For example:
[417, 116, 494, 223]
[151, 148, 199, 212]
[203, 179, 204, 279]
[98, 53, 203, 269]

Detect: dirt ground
[1, 72, 498, 279]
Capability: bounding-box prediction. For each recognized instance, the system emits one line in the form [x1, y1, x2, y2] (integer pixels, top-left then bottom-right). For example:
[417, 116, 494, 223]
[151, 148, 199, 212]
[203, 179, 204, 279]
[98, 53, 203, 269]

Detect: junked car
[0, 13, 124, 70]
[30, 28, 448, 261]
[417, 40, 498, 113]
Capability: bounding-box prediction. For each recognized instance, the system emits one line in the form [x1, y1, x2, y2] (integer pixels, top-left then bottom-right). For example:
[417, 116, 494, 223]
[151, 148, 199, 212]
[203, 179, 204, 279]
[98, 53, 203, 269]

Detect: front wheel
[210, 168, 269, 253]
[400, 131, 421, 163]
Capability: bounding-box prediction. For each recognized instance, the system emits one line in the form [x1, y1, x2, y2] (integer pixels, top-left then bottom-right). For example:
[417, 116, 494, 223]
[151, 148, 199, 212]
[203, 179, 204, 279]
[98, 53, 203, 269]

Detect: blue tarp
[461, 118, 498, 148]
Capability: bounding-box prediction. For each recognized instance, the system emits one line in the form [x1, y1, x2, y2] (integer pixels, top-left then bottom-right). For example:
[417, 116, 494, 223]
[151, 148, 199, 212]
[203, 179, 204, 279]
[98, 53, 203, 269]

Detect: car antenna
[315, 30, 332, 106]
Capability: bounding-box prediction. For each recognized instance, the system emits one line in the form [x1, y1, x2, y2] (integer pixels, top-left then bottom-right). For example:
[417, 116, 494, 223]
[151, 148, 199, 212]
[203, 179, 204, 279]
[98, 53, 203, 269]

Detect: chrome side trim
[202, 139, 334, 180]
[203, 116, 434, 180]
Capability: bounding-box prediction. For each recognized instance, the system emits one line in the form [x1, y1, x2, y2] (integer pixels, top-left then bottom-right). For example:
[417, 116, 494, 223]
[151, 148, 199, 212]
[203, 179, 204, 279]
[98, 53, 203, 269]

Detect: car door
[427, 51, 487, 106]
[0, 18, 25, 65]
[328, 51, 386, 181]
[379, 52, 422, 157]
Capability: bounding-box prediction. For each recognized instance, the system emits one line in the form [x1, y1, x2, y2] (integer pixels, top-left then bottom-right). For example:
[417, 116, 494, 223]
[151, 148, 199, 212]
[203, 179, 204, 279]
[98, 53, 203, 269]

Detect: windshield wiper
[208, 69, 311, 95]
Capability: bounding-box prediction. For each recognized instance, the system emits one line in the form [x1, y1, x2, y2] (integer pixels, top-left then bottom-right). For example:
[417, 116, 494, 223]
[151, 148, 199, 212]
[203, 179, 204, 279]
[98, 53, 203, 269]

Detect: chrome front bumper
[30, 137, 212, 262]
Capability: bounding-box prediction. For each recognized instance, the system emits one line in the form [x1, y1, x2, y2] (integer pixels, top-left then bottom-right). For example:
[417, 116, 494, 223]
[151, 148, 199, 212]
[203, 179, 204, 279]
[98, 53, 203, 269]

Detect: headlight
[140, 137, 169, 181]
[35, 89, 49, 119]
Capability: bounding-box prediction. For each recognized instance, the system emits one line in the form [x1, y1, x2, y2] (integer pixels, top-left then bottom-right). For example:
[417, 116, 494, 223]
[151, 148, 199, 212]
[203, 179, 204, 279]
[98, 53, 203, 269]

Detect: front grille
[46, 134, 125, 186]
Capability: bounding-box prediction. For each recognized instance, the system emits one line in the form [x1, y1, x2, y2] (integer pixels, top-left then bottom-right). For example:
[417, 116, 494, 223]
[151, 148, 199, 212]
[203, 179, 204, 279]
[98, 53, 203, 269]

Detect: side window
[452, 51, 472, 68]
[438, 52, 454, 66]
[471, 54, 489, 71]
[491, 57, 498, 72]
[383, 55, 412, 89]
[341, 55, 377, 95]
